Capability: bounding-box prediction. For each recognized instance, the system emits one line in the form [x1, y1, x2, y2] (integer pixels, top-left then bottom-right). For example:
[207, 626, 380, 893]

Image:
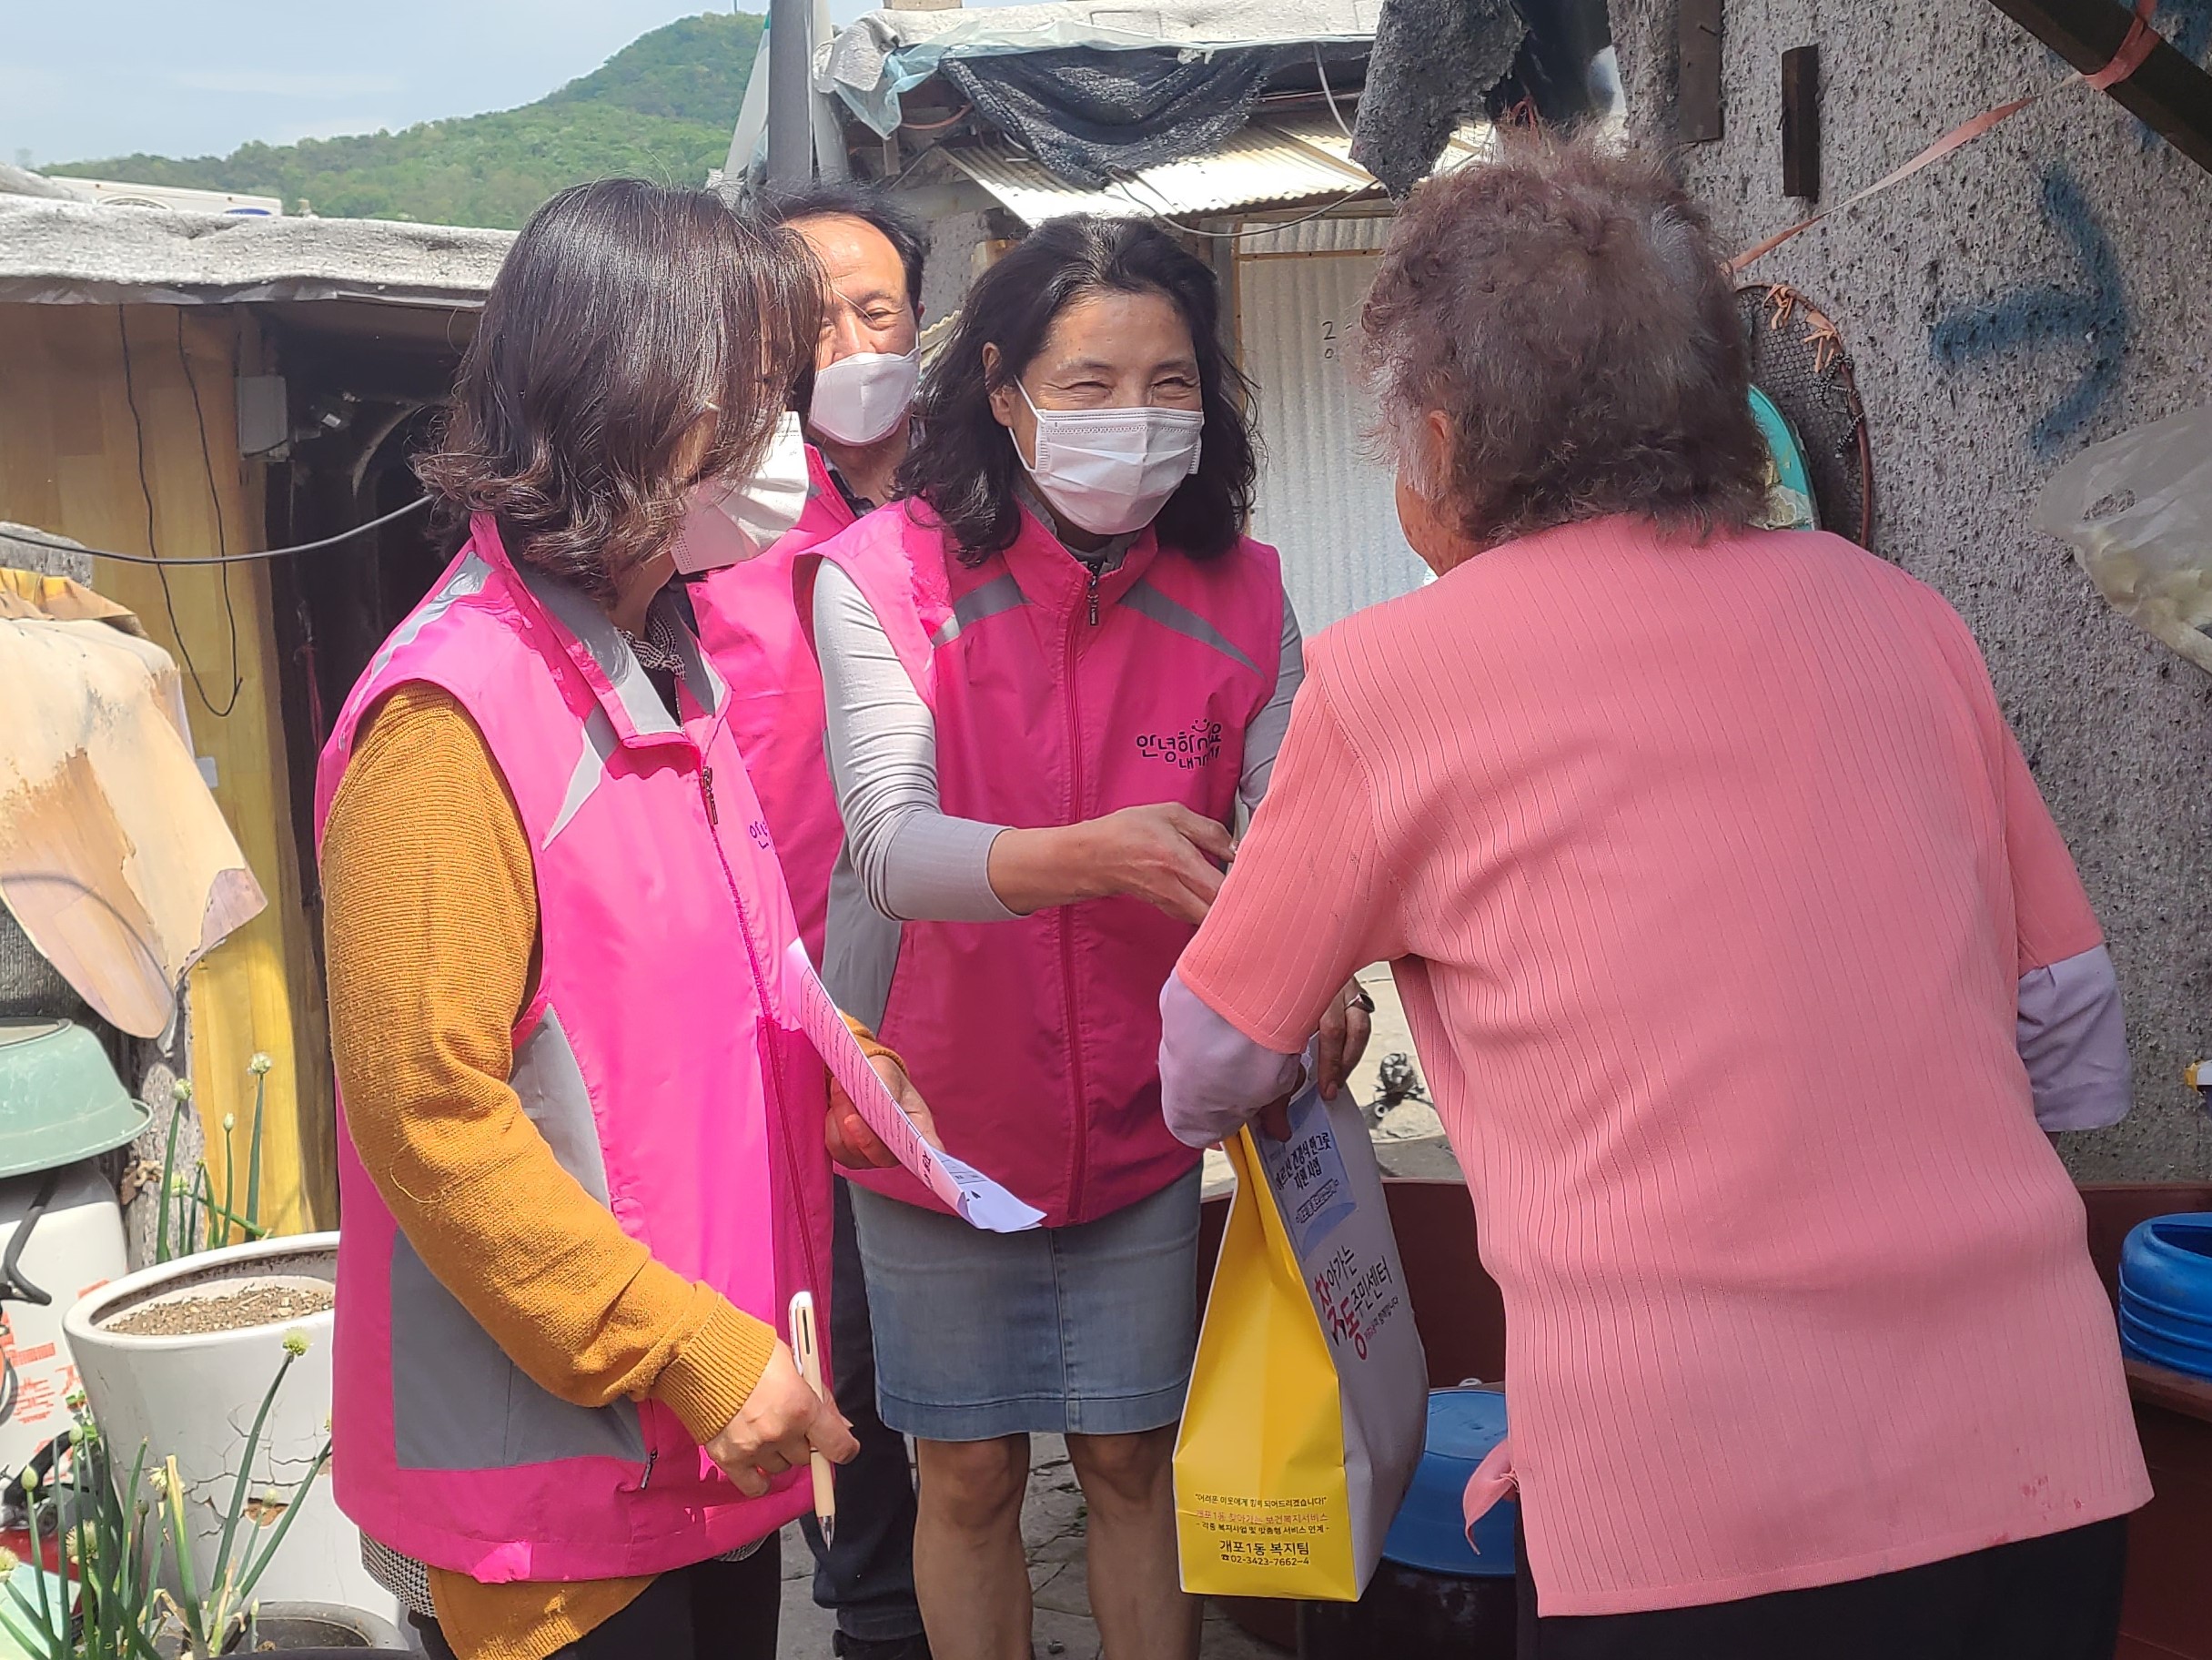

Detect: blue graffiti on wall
[1929, 164, 2129, 459]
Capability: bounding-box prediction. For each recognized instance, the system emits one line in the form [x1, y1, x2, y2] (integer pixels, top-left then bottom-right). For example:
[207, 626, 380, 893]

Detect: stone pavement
[775, 1436, 1287, 1658]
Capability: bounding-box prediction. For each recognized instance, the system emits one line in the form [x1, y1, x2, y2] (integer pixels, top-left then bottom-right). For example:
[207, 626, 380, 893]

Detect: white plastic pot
[62, 1233, 401, 1628]
[0, 1159, 131, 1474]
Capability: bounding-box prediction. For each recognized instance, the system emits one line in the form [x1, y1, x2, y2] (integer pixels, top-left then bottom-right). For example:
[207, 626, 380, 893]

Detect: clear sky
[5, 1, 967, 168]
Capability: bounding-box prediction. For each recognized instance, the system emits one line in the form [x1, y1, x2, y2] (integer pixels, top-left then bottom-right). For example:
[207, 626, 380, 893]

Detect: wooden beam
[1782, 46, 1822, 200]
[1680, 0, 1724, 143]
[1983, 0, 2212, 175]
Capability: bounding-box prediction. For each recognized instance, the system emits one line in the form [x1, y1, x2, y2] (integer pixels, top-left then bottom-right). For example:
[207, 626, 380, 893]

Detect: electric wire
[116, 305, 232, 722]
[1315, 43, 1354, 137]
[1106, 175, 1373, 240]
[2, 494, 432, 567]
[900, 103, 975, 134]
[174, 309, 244, 718]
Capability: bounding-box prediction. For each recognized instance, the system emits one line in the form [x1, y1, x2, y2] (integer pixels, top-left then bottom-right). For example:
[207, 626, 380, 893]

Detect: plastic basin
[2119, 1213, 2212, 1381]
[1381, 1385, 1517, 1578]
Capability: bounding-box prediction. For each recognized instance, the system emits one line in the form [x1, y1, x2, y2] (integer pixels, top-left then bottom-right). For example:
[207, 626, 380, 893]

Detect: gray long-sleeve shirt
[814, 558, 1304, 924]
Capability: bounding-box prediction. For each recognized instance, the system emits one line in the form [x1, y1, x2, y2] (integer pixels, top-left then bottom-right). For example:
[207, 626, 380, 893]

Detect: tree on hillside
[45, 12, 763, 229]
[545, 12, 764, 121]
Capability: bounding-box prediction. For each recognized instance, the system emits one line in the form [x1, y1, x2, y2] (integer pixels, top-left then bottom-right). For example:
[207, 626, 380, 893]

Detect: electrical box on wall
[236, 375, 288, 458]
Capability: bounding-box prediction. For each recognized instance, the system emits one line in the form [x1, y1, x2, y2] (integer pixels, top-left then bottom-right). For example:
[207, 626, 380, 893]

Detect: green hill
[45, 12, 763, 229]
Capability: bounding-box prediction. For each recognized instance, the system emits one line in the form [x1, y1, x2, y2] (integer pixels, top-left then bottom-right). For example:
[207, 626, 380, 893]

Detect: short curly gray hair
[1359, 136, 1768, 549]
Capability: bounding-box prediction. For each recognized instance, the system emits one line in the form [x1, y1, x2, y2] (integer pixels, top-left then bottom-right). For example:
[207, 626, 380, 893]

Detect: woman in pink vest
[806, 216, 1367, 1660]
[317, 181, 923, 1660]
[1161, 140, 2148, 1659]
[685, 180, 936, 1660]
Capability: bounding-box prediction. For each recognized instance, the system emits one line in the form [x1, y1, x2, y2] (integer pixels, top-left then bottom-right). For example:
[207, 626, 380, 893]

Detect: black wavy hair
[894, 215, 1257, 565]
[759, 179, 927, 307]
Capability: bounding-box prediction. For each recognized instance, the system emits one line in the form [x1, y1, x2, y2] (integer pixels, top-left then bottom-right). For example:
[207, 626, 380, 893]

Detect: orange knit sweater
[322, 684, 876, 1660]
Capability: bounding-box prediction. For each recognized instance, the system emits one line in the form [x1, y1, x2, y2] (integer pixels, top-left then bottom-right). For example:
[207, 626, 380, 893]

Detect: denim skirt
[847, 1166, 1202, 1442]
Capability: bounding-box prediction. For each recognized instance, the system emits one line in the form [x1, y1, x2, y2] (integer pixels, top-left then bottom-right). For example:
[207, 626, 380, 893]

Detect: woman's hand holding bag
[1314, 980, 1374, 1102]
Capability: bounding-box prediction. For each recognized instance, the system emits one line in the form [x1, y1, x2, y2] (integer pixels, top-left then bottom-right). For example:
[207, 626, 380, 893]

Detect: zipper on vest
[640, 1448, 658, 1490]
[1061, 606, 1091, 1219]
[692, 748, 827, 1373]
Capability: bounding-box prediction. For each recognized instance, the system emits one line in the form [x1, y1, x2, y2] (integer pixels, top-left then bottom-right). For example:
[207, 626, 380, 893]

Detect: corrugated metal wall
[1237, 216, 1429, 637]
[2, 302, 334, 1230]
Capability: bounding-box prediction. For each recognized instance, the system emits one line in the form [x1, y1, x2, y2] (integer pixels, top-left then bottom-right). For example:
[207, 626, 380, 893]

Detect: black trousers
[1516, 1516, 2127, 1660]
[798, 1175, 925, 1644]
[412, 1533, 781, 1660]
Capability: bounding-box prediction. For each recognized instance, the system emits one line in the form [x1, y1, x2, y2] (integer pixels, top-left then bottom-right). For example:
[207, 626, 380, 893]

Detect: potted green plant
[0, 1417, 163, 1657]
[0, 1347, 405, 1655]
[60, 1059, 393, 1626]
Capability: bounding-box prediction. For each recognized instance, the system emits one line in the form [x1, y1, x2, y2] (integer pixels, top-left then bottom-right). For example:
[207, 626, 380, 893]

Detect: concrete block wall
[1611, 0, 2212, 1177]
[918, 208, 996, 331]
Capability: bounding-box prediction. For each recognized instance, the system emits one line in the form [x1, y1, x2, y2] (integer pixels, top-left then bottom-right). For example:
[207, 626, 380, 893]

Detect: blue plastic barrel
[1381, 1386, 1517, 1578]
[2118, 1212, 2212, 1382]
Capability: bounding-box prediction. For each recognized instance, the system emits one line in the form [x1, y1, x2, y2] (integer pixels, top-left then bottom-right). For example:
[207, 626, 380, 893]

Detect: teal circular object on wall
[1750, 385, 1820, 531]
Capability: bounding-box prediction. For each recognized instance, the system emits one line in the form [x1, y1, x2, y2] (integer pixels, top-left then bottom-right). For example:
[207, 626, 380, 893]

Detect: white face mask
[673, 411, 812, 574]
[809, 348, 919, 446]
[1014, 380, 1204, 538]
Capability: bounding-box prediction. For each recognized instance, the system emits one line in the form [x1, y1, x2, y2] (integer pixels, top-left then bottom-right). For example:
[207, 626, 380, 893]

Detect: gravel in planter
[103, 1281, 335, 1339]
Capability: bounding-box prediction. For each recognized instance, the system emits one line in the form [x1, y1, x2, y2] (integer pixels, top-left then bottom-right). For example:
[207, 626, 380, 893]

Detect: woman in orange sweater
[321, 180, 928, 1660]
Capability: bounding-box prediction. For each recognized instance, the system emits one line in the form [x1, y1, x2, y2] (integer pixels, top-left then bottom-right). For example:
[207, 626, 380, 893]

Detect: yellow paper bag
[1174, 1078, 1428, 1601]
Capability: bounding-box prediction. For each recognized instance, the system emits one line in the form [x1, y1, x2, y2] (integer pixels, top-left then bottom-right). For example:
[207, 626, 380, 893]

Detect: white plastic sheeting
[0, 570, 266, 1039]
[2037, 404, 2212, 676]
[1238, 217, 1429, 635]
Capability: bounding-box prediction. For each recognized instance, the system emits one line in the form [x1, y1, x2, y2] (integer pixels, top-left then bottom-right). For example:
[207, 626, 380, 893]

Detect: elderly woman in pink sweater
[1159, 140, 2148, 1660]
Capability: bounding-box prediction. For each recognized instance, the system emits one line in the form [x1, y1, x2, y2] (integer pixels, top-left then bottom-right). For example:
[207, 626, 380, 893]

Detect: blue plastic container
[2118, 1212, 2212, 1381]
[1381, 1386, 1518, 1578]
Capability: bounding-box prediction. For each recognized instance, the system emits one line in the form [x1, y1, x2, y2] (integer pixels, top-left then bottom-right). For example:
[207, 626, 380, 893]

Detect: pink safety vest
[313, 514, 833, 1584]
[804, 499, 1285, 1228]
[688, 443, 857, 961]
